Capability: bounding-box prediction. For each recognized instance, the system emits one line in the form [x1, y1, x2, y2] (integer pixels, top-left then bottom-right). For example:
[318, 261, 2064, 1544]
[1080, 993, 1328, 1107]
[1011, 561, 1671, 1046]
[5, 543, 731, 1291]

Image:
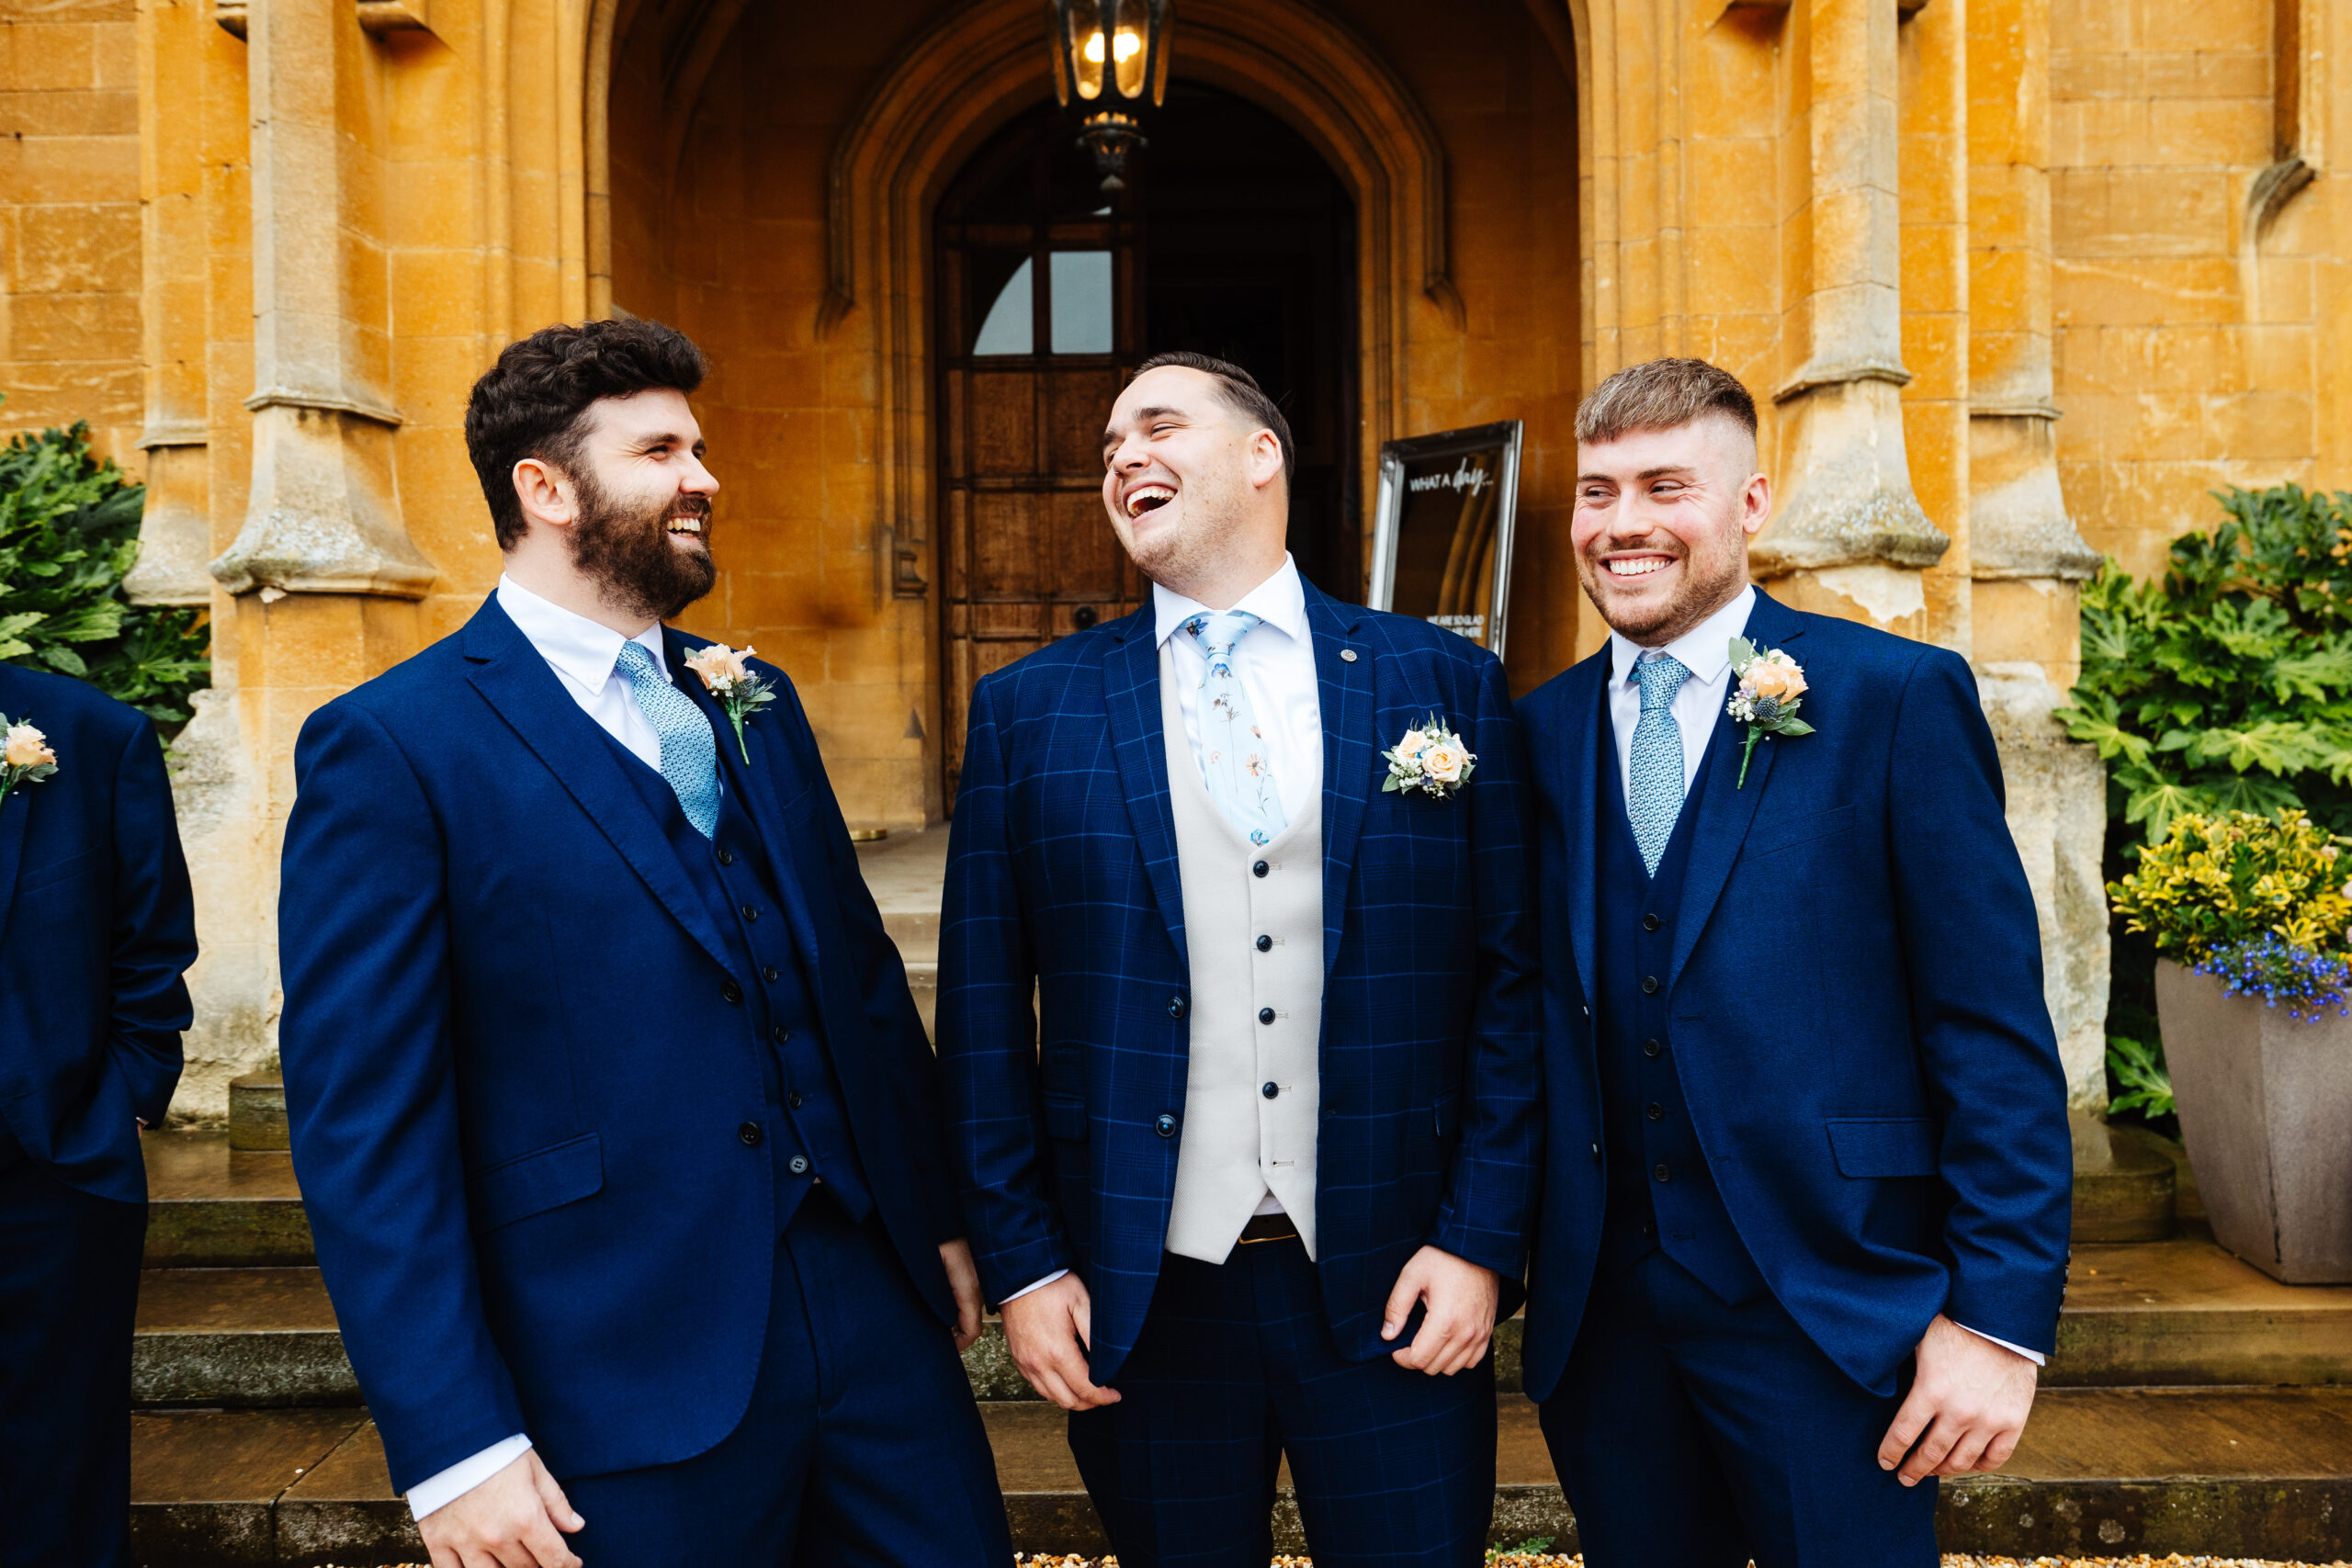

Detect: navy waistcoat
[1593, 700, 1765, 1305]
[599, 726, 873, 1230]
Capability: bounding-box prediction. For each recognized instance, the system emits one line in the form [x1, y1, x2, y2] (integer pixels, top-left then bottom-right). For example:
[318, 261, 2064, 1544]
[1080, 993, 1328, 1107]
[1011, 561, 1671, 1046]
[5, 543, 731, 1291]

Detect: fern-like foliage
[0, 422, 209, 725]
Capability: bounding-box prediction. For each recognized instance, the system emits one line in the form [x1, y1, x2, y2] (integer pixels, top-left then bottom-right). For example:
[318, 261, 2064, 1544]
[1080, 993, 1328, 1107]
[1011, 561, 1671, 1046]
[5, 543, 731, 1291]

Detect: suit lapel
[1103, 609, 1191, 974]
[1306, 586, 1374, 989]
[1557, 649, 1611, 1022]
[1667, 588, 1805, 990]
[462, 598, 738, 979]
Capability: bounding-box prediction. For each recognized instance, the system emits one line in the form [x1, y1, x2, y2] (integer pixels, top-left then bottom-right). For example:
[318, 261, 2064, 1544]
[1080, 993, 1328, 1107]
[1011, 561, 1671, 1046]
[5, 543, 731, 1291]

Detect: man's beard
[568, 471, 716, 625]
[1576, 533, 1747, 645]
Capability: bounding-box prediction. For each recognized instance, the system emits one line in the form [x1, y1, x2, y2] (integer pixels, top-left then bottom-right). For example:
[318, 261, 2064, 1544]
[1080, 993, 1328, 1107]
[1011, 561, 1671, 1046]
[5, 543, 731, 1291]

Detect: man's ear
[1741, 470, 1772, 537]
[512, 456, 577, 536]
[1248, 428, 1284, 493]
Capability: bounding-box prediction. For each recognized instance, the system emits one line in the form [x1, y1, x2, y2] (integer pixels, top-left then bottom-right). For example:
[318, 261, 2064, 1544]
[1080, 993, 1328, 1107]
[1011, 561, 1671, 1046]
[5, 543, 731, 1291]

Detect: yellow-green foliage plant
[2109, 809, 2352, 967]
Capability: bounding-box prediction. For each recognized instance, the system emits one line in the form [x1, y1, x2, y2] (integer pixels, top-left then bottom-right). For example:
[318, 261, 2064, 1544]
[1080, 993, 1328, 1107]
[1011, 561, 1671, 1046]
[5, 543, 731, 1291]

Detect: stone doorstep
[145, 1134, 311, 1269]
[128, 1391, 2352, 1564]
[134, 1269, 358, 1410]
[2071, 1111, 2183, 1245]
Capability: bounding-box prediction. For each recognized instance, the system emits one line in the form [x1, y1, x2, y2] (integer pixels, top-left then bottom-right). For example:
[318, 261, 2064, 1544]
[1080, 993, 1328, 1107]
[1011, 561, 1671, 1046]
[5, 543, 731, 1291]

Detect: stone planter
[2154, 957, 2352, 1282]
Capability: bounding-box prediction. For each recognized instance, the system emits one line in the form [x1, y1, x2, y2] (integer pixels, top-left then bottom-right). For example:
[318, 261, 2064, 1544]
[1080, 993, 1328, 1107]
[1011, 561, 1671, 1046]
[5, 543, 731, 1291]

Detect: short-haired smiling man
[939, 352, 1543, 1567]
[1515, 357, 2073, 1565]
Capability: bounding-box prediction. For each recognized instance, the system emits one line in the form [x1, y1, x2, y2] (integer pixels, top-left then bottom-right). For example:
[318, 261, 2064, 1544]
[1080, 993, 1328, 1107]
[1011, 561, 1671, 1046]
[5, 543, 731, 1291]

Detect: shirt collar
[496, 572, 670, 694]
[1609, 582, 1756, 692]
[1153, 555, 1310, 649]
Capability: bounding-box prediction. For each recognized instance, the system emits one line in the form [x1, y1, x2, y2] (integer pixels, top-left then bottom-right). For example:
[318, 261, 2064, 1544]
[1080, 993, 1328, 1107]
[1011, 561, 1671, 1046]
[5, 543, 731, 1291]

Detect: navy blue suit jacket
[1517, 589, 2072, 1401]
[938, 583, 1542, 1382]
[277, 596, 956, 1494]
[0, 664, 193, 1204]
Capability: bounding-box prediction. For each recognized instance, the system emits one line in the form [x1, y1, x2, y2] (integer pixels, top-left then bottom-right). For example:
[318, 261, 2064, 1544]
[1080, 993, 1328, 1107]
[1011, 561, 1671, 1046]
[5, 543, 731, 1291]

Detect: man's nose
[1108, 432, 1150, 472]
[681, 450, 718, 495]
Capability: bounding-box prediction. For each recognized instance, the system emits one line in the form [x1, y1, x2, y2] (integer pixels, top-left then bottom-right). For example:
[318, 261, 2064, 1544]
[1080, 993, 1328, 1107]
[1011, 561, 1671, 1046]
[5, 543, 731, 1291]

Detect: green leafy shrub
[2109, 807, 2352, 964]
[0, 423, 209, 725]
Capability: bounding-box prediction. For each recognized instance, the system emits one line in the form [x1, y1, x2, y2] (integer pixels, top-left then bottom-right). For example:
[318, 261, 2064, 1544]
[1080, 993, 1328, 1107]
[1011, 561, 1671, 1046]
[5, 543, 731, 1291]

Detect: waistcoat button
[722, 980, 743, 1005]
[789, 1156, 809, 1175]
[788, 1090, 806, 1110]
[1590, 1142, 1602, 1163]
[738, 1122, 763, 1146]
[741, 904, 759, 921]
[1169, 996, 1187, 1020]
[771, 1025, 791, 1045]
[1641, 976, 1660, 995]
[1252, 860, 1270, 878]
[1258, 1007, 1275, 1025]
[1256, 934, 1272, 953]
[1643, 1038, 1662, 1058]
[1654, 1163, 1672, 1183]
[717, 848, 736, 865]
[1643, 912, 1662, 931]
[1261, 1081, 1279, 1100]
[1154, 1113, 1178, 1138]
[1645, 1102, 1664, 1121]
[763, 965, 780, 983]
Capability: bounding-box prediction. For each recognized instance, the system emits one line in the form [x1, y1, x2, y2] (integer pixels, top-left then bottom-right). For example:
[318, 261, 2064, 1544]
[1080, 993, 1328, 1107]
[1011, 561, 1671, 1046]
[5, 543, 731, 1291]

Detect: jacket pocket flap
[1826, 1117, 1939, 1178]
[468, 1133, 604, 1234]
[1043, 1097, 1089, 1142]
[1744, 803, 1858, 863]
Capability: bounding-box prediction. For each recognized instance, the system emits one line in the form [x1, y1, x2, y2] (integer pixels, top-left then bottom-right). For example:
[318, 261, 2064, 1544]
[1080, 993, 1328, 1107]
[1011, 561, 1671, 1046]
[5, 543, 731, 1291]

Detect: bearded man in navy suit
[278, 318, 1009, 1568]
[0, 665, 196, 1568]
[1516, 357, 2072, 1565]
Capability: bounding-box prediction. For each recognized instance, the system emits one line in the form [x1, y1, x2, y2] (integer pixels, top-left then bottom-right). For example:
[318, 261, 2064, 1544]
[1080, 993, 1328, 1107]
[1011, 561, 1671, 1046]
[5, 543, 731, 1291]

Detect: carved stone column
[1754, 0, 1949, 638]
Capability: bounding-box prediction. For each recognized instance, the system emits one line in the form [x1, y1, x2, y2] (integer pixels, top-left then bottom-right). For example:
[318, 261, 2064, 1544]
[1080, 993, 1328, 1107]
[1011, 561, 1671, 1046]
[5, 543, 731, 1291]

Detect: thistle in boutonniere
[1725, 638, 1813, 788]
[1382, 715, 1476, 800]
[0, 715, 58, 807]
[684, 644, 777, 764]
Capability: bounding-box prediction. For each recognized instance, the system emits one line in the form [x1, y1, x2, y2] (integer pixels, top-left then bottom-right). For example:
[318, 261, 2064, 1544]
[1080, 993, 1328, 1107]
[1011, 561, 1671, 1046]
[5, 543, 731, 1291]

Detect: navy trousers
[560, 1191, 1010, 1568]
[1069, 1236, 1497, 1568]
[0, 1141, 148, 1568]
[1537, 1247, 1939, 1568]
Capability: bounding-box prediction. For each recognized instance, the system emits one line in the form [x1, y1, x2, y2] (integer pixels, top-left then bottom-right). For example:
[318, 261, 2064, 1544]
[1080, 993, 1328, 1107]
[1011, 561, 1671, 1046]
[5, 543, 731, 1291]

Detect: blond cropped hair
[1575, 357, 1758, 446]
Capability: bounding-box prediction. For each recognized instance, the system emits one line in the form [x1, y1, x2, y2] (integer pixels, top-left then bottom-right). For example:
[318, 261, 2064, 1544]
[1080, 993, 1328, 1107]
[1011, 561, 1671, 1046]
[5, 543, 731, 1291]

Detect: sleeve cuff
[1956, 1322, 2046, 1368]
[407, 1434, 533, 1522]
[1001, 1269, 1069, 1303]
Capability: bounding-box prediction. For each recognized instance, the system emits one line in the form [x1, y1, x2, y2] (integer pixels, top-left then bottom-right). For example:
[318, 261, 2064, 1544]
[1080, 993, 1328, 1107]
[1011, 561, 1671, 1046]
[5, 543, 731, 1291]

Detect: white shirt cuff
[1956, 1323, 2045, 1367]
[1001, 1269, 1069, 1303]
[407, 1434, 534, 1522]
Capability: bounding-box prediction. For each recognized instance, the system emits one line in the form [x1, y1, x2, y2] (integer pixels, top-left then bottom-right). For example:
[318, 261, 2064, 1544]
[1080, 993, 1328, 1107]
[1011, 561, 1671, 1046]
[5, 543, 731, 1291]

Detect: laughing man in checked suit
[277, 319, 1009, 1568]
[1516, 357, 2073, 1564]
[939, 352, 1542, 1568]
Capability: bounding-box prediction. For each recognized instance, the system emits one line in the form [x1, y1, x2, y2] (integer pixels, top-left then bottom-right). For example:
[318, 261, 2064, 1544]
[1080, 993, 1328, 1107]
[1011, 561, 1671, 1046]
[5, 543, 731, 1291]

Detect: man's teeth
[1125, 485, 1176, 518]
[670, 516, 703, 533]
[1606, 556, 1671, 578]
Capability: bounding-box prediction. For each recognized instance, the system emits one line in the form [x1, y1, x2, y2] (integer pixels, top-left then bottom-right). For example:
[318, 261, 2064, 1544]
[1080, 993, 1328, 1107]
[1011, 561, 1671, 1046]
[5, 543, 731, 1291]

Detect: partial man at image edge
[1516, 355, 2073, 1566]
[0, 662, 198, 1568]
[276, 317, 1010, 1568]
[938, 351, 1542, 1568]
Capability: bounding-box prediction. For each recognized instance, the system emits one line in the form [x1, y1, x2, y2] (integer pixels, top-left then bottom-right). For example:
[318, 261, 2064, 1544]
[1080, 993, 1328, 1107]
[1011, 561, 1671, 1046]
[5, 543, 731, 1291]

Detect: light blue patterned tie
[615, 640, 719, 840]
[1628, 652, 1691, 876]
[1183, 610, 1288, 847]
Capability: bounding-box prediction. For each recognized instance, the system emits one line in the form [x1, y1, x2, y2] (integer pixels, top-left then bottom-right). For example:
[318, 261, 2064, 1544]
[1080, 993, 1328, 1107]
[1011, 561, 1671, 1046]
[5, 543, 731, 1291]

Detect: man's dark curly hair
[464, 317, 710, 548]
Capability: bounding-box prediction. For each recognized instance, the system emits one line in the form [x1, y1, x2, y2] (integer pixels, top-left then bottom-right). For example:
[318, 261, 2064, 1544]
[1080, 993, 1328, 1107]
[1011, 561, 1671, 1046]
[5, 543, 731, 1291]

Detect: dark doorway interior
[933, 85, 1359, 803]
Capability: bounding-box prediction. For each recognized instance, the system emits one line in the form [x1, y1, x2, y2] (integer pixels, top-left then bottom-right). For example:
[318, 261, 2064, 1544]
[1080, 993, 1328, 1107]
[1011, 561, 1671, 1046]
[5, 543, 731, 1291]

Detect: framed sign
[1366, 421, 1525, 658]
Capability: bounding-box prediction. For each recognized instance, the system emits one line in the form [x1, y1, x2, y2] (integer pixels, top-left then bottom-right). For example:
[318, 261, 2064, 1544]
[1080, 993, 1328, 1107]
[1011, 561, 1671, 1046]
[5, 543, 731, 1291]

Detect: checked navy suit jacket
[938, 581, 1543, 1382]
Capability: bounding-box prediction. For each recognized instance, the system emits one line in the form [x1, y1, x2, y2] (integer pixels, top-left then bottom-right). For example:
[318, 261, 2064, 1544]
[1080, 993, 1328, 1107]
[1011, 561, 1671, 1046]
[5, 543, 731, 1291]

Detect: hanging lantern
[1046, 0, 1174, 191]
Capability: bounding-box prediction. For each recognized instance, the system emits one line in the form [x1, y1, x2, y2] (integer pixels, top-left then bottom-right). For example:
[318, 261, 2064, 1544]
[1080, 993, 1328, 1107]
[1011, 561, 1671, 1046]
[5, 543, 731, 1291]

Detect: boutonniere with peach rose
[1725, 638, 1813, 788]
[0, 714, 58, 807]
[683, 643, 777, 764]
[1382, 714, 1476, 801]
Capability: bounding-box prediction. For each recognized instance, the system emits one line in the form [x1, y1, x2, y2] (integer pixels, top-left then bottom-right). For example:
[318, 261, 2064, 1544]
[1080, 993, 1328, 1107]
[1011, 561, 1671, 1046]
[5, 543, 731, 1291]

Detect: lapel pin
[1340, 649, 1358, 662]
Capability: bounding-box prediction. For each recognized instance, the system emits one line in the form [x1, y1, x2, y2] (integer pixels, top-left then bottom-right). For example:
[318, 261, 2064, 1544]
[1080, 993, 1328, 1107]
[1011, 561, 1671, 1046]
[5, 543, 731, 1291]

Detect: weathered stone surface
[143, 1132, 313, 1269]
[229, 1074, 288, 1151]
[2056, 1238, 2352, 1388]
[2071, 1111, 2177, 1243]
[133, 1267, 358, 1407]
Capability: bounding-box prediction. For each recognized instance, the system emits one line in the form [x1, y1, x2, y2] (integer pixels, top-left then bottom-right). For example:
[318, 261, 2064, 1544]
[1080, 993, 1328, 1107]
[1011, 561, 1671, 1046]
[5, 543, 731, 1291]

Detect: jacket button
[1262, 1081, 1279, 1100]
[789, 1156, 809, 1175]
[763, 965, 780, 983]
[1646, 1102, 1664, 1121]
[1654, 1162, 1672, 1183]
[722, 980, 744, 1005]
[1154, 1113, 1178, 1138]
[1641, 976, 1660, 995]
[771, 1025, 791, 1045]
[1252, 860, 1270, 878]
[1258, 1006, 1275, 1025]
[788, 1090, 806, 1110]
[1169, 996, 1187, 1020]
[1643, 1038, 1662, 1058]
[741, 904, 759, 921]
[738, 1121, 763, 1146]
[717, 848, 736, 865]
[1256, 934, 1272, 953]
[1643, 912, 1662, 932]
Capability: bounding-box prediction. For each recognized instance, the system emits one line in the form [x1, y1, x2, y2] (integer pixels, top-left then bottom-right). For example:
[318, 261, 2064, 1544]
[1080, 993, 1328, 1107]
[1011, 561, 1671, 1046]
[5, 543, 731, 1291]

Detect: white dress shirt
[1602, 584, 2043, 1368]
[403, 576, 676, 1522]
[1004, 558, 1325, 1305]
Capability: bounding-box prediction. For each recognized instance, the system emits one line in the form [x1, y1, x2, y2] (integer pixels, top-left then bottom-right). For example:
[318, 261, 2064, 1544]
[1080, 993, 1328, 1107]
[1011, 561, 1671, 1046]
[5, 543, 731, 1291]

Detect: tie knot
[1186, 610, 1263, 657]
[1634, 652, 1690, 712]
[615, 639, 660, 680]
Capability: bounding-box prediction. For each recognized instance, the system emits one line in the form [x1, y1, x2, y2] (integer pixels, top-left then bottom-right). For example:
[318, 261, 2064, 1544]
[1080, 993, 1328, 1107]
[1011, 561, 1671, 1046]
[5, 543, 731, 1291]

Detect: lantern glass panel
[1070, 0, 1105, 99]
[1112, 0, 1148, 98]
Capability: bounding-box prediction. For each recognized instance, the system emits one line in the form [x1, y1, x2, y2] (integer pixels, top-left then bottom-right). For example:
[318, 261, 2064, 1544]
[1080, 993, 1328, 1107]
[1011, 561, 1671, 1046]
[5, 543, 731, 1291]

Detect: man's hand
[1000, 1272, 1121, 1411]
[1380, 1246, 1499, 1375]
[417, 1450, 583, 1568]
[1878, 1314, 2040, 1486]
[940, 1239, 985, 1353]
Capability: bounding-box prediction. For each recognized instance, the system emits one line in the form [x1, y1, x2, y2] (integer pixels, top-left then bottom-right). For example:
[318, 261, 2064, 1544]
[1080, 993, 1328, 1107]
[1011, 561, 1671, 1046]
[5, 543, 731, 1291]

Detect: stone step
[229, 1075, 289, 1153]
[126, 1388, 2352, 1563]
[145, 1132, 312, 1269]
[133, 1269, 357, 1409]
[2052, 1239, 2352, 1388]
[2070, 1111, 2179, 1244]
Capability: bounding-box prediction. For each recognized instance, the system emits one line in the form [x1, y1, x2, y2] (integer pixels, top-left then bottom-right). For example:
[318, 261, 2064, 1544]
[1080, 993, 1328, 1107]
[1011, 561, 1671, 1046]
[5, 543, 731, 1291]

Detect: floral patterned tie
[1183, 610, 1288, 848]
[1629, 652, 1690, 876]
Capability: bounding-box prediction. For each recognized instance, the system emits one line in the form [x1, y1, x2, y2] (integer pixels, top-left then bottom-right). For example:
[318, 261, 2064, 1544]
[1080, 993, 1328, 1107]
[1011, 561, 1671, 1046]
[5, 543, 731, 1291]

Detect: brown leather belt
[1236, 1213, 1301, 1246]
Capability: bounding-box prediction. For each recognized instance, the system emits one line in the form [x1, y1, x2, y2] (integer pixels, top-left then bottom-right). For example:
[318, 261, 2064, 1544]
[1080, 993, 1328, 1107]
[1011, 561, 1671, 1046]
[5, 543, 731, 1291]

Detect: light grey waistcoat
[1159, 646, 1326, 1264]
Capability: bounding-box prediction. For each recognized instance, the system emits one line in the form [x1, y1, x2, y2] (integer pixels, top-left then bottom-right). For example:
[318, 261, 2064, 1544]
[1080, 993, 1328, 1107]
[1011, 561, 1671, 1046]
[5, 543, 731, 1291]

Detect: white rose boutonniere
[0, 715, 58, 807]
[1725, 638, 1813, 787]
[683, 643, 778, 763]
[1383, 714, 1476, 800]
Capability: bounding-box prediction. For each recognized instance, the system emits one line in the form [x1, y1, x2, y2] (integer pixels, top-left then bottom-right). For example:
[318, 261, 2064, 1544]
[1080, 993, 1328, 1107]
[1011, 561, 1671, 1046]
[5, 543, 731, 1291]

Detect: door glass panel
[972, 256, 1035, 355]
[1049, 250, 1114, 355]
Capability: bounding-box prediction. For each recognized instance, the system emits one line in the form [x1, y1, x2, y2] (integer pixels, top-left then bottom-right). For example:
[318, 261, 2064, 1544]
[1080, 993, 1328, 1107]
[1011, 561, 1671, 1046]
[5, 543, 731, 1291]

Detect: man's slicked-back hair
[1131, 351, 1293, 495]
[1575, 356, 1758, 447]
[465, 317, 710, 548]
